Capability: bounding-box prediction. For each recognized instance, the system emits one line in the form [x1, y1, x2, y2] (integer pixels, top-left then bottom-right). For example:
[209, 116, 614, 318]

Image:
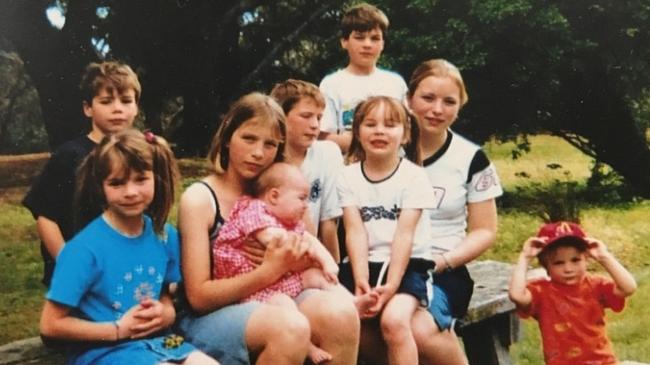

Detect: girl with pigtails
[40, 129, 218, 365]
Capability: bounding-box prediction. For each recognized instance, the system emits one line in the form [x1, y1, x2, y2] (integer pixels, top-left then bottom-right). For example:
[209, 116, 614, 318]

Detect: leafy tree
[0, 39, 48, 154]
[1, 0, 649, 196]
[377, 0, 650, 196]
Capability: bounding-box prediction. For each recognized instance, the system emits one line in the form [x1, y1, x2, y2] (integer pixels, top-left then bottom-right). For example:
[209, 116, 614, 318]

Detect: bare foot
[353, 291, 380, 316]
[308, 344, 333, 364]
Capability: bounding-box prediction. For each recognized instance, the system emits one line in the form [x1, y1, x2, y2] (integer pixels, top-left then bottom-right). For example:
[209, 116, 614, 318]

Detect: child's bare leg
[269, 292, 333, 364]
[173, 350, 220, 365]
[301, 268, 332, 290]
[380, 293, 419, 365]
[267, 293, 299, 308]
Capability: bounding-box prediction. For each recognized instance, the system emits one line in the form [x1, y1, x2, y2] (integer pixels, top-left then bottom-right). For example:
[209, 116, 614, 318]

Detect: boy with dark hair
[509, 221, 637, 365]
[319, 2, 407, 152]
[23, 61, 140, 286]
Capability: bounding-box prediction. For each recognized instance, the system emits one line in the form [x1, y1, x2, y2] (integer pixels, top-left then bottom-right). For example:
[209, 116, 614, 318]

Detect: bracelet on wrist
[113, 320, 120, 341]
[439, 253, 453, 272]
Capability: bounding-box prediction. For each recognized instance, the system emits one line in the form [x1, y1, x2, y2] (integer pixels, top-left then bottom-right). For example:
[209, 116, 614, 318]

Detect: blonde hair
[79, 61, 141, 104]
[346, 96, 421, 164]
[408, 59, 469, 107]
[75, 129, 179, 234]
[341, 2, 389, 39]
[270, 79, 325, 114]
[207, 93, 286, 174]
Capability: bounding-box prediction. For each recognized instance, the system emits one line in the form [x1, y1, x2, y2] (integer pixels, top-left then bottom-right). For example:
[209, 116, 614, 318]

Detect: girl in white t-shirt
[337, 96, 437, 365]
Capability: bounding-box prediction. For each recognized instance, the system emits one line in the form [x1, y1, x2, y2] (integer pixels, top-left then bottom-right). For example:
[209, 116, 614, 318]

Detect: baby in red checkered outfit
[213, 162, 378, 363]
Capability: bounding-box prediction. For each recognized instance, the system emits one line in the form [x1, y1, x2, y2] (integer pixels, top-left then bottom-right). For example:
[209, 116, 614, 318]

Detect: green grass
[485, 134, 593, 190]
[481, 135, 650, 364]
[0, 187, 46, 343]
[0, 135, 648, 364]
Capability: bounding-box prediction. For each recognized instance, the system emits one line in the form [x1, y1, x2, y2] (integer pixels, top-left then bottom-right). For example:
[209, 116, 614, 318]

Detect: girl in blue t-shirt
[40, 129, 218, 365]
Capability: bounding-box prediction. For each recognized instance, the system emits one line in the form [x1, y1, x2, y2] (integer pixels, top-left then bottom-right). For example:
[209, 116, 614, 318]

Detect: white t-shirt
[319, 67, 408, 133]
[422, 131, 503, 253]
[300, 141, 344, 230]
[337, 159, 437, 262]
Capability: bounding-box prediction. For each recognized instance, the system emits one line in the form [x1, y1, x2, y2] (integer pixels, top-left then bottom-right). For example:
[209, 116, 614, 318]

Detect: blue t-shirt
[47, 215, 181, 322]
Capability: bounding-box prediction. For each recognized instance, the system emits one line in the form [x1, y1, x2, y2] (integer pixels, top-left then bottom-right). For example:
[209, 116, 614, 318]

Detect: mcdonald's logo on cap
[536, 221, 588, 248]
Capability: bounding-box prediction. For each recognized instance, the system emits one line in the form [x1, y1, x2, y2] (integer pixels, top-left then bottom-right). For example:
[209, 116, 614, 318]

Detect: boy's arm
[508, 237, 543, 309]
[303, 231, 338, 282]
[318, 218, 340, 263]
[588, 238, 637, 297]
[36, 216, 65, 259]
[509, 253, 534, 309]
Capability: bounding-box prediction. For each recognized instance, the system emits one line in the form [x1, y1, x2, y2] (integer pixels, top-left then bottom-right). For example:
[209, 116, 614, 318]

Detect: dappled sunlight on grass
[484, 135, 593, 190]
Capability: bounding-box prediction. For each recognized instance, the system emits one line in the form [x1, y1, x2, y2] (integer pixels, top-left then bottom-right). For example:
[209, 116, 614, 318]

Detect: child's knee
[380, 306, 414, 341]
[182, 351, 220, 365]
[270, 306, 311, 343]
[267, 293, 296, 308]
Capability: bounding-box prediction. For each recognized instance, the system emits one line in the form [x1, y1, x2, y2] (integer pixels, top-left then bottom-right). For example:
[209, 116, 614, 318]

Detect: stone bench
[1, 260, 645, 365]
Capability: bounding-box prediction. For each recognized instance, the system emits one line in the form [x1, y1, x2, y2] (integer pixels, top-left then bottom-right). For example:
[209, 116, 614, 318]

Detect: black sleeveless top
[176, 181, 226, 315]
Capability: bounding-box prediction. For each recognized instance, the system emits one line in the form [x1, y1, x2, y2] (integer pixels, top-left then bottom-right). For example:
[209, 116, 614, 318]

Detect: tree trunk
[555, 60, 650, 198]
[1, 0, 97, 149]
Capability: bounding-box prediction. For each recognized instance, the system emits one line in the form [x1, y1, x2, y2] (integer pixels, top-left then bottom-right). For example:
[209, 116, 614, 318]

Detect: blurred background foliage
[0, 0, 649, 194]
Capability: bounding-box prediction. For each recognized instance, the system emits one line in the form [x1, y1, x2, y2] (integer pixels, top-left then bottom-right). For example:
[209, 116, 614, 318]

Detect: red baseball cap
[536, 221, 588, 248]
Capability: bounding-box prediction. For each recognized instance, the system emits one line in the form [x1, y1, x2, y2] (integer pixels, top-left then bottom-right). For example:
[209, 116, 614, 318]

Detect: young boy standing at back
[318, 2, 407, 153]
[23, 61, 140, 286]
[509, 221, 637, 365]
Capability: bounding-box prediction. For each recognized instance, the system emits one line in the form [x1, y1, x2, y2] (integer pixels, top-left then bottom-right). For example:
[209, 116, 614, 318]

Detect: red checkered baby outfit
[213, 196, 304, 302]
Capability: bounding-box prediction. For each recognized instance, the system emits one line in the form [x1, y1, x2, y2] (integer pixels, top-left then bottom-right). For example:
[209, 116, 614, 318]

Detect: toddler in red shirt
[509, 221, 636, 365]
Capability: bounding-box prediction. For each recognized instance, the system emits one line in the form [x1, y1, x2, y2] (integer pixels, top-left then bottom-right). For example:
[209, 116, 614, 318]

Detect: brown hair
[207, 92, 286, 174]
[270, 79, 325, 115]
[537, 237, 589, 269]
[252, 162, 303, 197]
[408, 59, 469, 107]
[75, 129, 179, 234]
[340, 2, 389, 39]
[79, 61, 142, 104]
[346, 96, 421, 164]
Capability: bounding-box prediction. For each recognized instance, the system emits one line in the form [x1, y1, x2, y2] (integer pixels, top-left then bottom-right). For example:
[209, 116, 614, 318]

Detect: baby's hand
[322, 264, 339, 285]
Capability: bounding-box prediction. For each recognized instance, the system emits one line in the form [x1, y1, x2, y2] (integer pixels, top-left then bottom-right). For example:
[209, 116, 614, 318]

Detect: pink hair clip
[144, 131, 156, 144]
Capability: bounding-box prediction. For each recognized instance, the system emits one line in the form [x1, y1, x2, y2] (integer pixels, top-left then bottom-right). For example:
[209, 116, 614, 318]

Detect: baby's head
[536, 221, 590, 285]
[253, 162, 310, 225]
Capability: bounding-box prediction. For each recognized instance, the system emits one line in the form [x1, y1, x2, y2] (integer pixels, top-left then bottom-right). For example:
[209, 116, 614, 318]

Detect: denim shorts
[339, 258, 435, 307]
[427, 265, 474, 331]
[176, 301, 259, 365]
[67, 335, 197, 365]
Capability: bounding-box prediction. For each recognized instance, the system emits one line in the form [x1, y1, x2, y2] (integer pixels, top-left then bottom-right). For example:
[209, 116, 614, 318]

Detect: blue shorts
[427, 265, 474, 331]
[176, 301, 259, 365]
[339, 258, 435, 307]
